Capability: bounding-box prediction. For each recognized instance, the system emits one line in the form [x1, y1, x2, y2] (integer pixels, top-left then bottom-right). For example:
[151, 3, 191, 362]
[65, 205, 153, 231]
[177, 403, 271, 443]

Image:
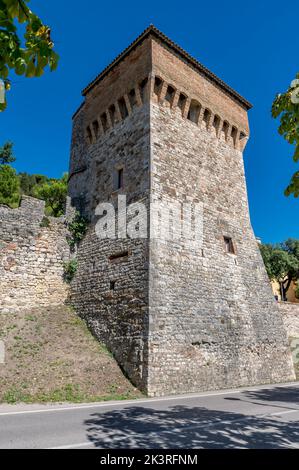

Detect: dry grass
[0, 305, 142, 404]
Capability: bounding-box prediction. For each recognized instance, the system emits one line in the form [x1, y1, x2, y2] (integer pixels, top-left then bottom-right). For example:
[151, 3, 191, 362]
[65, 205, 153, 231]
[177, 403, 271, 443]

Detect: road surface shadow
[84, 404, 299, 449]
[224, 386, 299, 412]
[243, 386, 299, 405]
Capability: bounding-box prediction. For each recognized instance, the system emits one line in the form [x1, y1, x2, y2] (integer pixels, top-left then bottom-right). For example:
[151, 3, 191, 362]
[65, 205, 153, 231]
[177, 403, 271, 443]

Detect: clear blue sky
[1, 0, 299, 243]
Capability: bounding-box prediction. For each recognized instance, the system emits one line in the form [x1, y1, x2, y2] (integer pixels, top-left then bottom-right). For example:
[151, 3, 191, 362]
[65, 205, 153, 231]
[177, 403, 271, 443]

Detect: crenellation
[84, 71, 249, 150]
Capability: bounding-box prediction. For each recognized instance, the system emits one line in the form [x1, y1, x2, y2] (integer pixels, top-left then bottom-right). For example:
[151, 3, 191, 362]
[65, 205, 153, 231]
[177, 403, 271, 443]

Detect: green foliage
[272, 74, 299, 197]
[33, 173, 68, 217]
[68, 212, 88, 249]
[260, 239, 299, 300]
[2, 384, 136, 404]
[0, 164, 20, 206]
[0, 141, 15, 164]
[19, 172, 48, 196]
[40, 216, 50, 228]
[0, 0, 59, 110]
[63, 259, 78, 283]
[0, 142, 67, 216]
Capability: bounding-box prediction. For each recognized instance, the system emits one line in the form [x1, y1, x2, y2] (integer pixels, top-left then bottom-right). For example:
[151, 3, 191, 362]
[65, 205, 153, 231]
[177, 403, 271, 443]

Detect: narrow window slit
[86, 126, 93, 144]
[92, 120, 99, 138]
[128, 88, 137, 109]
[117, 168, 123, 190]
[187, 100, 201, 124]
[100, 113, 109, 132]
[239, 131, 247, 150]
[212, 115, 221, 134]
[165, 85, 176, 105]
[222, 121, 229, 140]
[118, 97, 129, 119]
[109, 104, 117, 125]
[109, 251, 129, 262]
[177, 93, 187, 114]
[114, 167, 124, 191]
[224, 236, 235, 254]
[154, 77, 163, 98]
[231, 126, 238, 146]
[203, 109, 211, 128]
[139, 77, 149, 103]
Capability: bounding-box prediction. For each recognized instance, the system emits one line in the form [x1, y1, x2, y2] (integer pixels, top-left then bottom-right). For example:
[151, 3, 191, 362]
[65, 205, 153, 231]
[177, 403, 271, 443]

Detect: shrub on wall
[40, 216, 50, 228]
[67, 212, 88, 250]
[63, 259, 78, 283]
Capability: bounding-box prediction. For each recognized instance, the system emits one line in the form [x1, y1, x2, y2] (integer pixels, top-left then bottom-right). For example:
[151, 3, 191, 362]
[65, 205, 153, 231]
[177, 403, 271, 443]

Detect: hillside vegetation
[0, 306, 141, 404]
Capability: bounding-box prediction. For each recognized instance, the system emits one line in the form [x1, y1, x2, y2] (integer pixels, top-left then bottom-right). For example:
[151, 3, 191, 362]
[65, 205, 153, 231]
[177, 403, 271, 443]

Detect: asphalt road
[0, 382, 298, 449]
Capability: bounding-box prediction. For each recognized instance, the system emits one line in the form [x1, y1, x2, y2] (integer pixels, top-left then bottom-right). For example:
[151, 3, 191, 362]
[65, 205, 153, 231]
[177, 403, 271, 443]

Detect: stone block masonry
[278, 302, 299, 339]
[69, 26, 295, 396]
[0, 196, 70, 313]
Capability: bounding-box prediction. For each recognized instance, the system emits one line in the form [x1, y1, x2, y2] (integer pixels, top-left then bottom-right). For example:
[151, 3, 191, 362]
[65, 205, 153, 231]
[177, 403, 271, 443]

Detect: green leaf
[0, 65, 9, 79]
[0, 0, 59, 111]
[25, 60, 35, 77]
[273, 73, 299, 198]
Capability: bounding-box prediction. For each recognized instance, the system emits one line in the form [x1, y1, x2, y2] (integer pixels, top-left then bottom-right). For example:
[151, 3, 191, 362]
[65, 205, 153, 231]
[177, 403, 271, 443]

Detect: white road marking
[0, 382, 298, 417]
[263, 408, 299, 417]
[50, 442, 95, 449]
[0, 391, 242, 416]
[50, 442, 94, 449]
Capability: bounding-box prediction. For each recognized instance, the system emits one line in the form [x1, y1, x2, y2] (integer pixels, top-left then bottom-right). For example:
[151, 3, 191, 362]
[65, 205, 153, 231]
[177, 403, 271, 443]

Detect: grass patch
[0, 305, 142, 404]
[1, 384, 137, 405]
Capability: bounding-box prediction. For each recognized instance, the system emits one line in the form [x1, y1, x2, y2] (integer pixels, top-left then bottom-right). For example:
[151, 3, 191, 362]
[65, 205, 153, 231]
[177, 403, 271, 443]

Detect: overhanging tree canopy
[0, 140, 15, 164]
[0, 0, 59, 110]
[272, 75, 299, 198]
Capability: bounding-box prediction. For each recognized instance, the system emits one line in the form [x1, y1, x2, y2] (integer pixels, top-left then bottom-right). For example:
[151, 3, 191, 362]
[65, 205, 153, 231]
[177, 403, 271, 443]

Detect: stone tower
[68, 26, 295, 396]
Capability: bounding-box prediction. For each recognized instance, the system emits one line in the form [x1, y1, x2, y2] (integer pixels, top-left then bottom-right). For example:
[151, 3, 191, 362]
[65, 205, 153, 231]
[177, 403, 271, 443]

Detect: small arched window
[177, 93, 187, 115]
[92, 120, 99, 138]
[239, 132, 247, 150]
[231, 126, 238, 146]
[212, 115, 221, 134]
[100, 113, 109, 132]
[222, 121, 229, 140]
[203, 109, 211, 129]
[139, 77, 149, 103]
[109, 104, 117, 125]
[86, 125, 92, 144]
[187, 100, 201, 124]
[118, 97, 129, 119]
[128, 88, 137, 109]
[165, 85, 176, 105]
[154, 77, 163, 98]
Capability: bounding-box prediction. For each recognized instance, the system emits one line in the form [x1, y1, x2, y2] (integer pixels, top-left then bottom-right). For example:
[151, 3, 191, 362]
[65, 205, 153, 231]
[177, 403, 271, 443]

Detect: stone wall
[69, 104, 150, 391]
[69, 28, 295, 396]
[148, 94, 294, 395]
[278, 302, 299, 338]
[0, 196, 70, 313]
